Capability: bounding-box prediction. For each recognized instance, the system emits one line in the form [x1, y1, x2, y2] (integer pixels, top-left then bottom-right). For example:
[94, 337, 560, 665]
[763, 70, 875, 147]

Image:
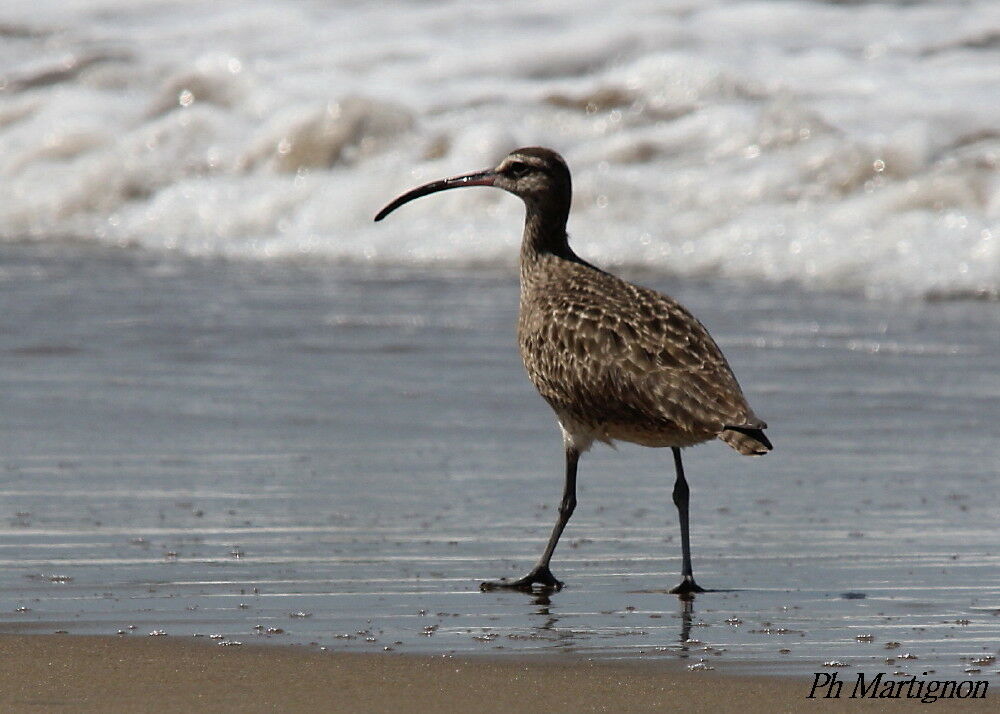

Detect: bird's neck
[520, 204, 573, 270]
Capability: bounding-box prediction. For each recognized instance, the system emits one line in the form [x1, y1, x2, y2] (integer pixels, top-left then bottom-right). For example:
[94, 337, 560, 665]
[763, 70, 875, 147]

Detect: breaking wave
[1, 0, 997, 299]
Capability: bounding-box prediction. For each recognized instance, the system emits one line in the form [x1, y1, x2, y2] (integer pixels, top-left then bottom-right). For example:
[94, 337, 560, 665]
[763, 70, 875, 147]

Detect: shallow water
[1, 242, 996, 681]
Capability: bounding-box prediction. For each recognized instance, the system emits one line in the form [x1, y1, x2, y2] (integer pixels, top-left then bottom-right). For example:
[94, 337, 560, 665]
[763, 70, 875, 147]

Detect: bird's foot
[668, 575, 706, 596]
[480, 565, 563, 592]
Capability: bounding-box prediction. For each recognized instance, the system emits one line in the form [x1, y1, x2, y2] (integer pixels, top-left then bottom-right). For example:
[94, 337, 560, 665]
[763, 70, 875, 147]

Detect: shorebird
[374, 147, 771, 595]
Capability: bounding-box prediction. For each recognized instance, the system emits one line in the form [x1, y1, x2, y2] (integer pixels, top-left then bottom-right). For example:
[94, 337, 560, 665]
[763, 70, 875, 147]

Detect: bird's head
[374, 147, 571, 222]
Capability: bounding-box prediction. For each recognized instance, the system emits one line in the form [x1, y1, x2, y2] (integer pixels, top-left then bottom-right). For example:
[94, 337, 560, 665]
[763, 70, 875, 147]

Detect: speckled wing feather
[519, 256, 769, 453]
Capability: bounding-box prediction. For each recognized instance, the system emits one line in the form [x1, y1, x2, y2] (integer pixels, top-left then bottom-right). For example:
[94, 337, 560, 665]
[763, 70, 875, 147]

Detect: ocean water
[1, 0, 998, 297]
[0, 0, 998, 683]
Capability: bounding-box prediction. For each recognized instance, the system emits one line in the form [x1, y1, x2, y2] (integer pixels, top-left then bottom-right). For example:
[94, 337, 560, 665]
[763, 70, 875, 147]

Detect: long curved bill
[374, 169, 497, 222]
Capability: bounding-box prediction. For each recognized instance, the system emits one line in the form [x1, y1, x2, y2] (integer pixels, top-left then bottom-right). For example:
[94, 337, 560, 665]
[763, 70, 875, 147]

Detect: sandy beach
[5, 634, 992, 713]
[1, 1, 998, 710]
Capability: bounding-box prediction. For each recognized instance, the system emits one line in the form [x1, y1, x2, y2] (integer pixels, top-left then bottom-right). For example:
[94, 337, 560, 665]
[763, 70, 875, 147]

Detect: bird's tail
[719, 425, 772, 456]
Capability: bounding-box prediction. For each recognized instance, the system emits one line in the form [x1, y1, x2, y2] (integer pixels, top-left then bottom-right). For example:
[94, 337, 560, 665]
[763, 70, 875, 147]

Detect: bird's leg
[668, 447, 705, 595]
[481, 447, 579, 592]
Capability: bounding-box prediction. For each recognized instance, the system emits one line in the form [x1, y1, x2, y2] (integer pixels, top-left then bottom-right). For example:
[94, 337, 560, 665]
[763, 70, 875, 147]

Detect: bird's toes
[526, 566, 563, 591]
[479, 567, 563, 592]
[668, 576, 706, 596]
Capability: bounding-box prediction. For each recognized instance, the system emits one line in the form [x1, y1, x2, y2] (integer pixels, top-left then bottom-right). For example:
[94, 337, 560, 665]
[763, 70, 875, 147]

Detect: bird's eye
[505, 161, 531, 178]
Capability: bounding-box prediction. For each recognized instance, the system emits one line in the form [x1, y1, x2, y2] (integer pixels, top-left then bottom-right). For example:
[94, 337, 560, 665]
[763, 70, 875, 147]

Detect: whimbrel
[375, 147, 771, 595]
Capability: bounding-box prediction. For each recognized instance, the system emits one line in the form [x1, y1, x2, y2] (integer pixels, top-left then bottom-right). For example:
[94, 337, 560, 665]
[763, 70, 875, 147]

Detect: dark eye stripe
[506, 161, 532, 178]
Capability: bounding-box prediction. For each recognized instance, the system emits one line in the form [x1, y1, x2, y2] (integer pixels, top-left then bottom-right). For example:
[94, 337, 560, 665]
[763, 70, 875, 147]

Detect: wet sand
[2, 634, 986, 714]
[2, 244, 998, 681]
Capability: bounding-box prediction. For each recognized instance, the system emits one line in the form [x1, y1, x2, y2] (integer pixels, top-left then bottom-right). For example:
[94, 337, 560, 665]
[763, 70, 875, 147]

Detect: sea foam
[0, 0, 997, 298]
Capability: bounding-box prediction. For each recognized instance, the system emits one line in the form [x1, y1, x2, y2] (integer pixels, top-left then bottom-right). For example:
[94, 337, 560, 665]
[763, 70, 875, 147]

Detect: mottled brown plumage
[375, 146, 771, 595]
[519, 251, 767, 454]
